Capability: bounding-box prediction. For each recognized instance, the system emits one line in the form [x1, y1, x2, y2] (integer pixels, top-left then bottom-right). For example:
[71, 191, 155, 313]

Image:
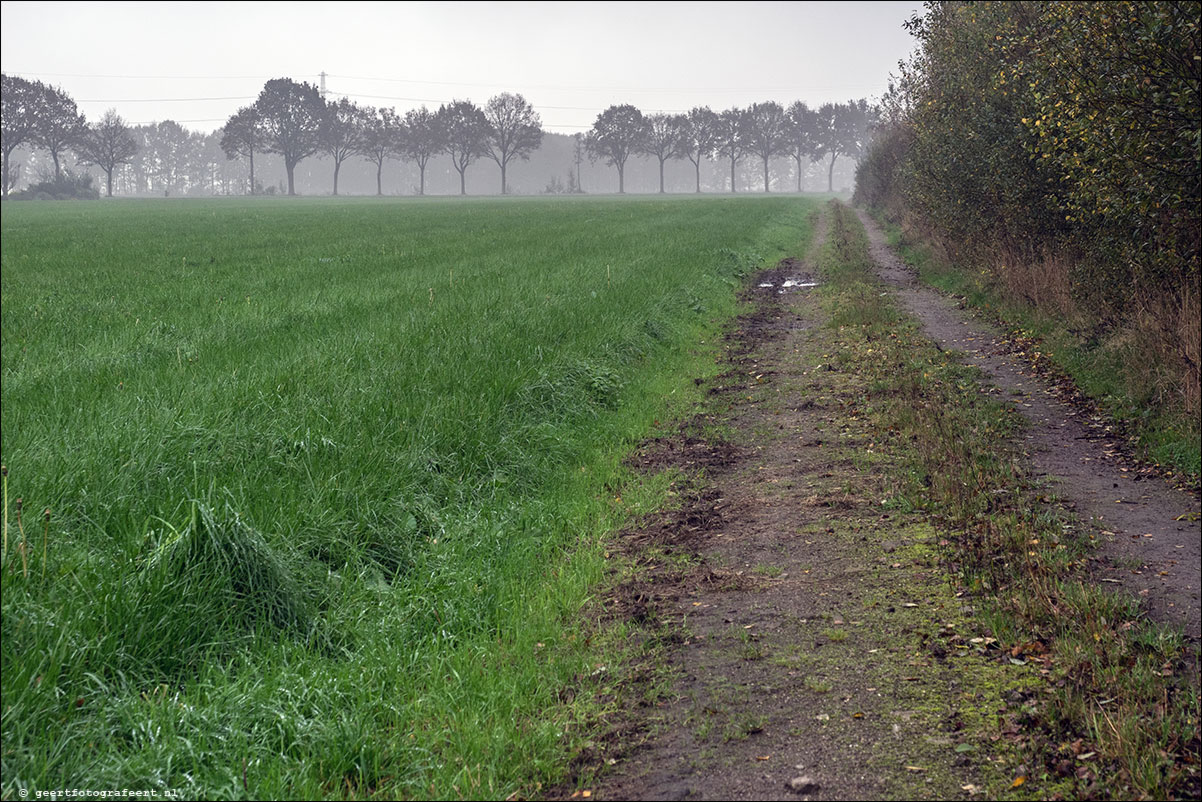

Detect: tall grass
[0, 195, 815, 798]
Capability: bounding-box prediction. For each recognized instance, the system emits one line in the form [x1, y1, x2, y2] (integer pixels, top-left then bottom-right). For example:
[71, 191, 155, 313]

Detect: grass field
[1, 194, 817, 798]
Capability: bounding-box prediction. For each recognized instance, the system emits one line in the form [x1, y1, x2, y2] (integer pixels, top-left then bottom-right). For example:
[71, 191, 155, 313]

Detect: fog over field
[1, 1, 921, 195]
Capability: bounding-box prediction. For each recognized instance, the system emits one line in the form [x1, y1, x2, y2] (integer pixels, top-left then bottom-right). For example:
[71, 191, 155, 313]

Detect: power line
[3, 70, 305, 80]
[77, 95, 256, 103]
[335, 90, 684, 114]
[325, 72, 880, 95]
[6, 68, 880, 95]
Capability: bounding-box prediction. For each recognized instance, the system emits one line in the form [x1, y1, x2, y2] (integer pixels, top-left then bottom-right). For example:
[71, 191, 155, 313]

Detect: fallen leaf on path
[1011, 776, 1026, 788]
[905, 765, 926, 773]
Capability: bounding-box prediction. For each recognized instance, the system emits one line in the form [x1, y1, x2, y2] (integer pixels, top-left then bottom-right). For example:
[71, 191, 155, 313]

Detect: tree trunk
[105, 168, 113, 197]
[419, 163, 426, 196]
[827, 152, 838, 193]
[459, 166, 466, 196]
[617, 161, 625, 194]
[501, 160, 507, 195]
[333, 160, 341, 196]
[730, 157, 737, 194]
[658, 157, 665, 193]
[795, 156, 802, 193]
[763, 155, 770, 193]
[695, 160, 701, 193]
[286, 160, 296, 195]
[51, 150, 62, 180]
[249, 150, 255, 195]
[2, 148, 10, 197]
[377, 161, 383, 196]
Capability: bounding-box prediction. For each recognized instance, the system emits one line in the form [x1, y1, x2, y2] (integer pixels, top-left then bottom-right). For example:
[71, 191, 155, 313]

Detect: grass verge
[817, 201, 1200, 800]
[870, 213, 1200, 482]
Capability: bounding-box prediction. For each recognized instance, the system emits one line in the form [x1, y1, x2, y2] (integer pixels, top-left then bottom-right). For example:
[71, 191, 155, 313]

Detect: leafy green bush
[855, 0, 1200, 462]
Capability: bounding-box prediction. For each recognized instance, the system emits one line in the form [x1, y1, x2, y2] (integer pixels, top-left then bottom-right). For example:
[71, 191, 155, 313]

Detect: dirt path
[854, 210, 1202, 645]
[583, 212, 1032, 801]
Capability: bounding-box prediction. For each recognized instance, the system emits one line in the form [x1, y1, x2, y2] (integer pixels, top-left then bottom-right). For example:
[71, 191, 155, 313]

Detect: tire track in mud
[581, 211, 1015, 801]
[854, 209, 1201, 645]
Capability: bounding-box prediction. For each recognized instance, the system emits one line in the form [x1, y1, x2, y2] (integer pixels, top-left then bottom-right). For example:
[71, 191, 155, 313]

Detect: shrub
[10, 170, 100, 201]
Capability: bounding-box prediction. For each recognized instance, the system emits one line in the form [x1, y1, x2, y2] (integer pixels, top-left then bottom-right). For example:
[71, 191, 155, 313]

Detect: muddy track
[581, 211, 1011, 801]
[854, 210, 1202, 645]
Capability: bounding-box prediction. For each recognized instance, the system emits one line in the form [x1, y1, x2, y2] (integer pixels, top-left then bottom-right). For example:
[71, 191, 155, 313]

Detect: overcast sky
[1, 0, 921, 134]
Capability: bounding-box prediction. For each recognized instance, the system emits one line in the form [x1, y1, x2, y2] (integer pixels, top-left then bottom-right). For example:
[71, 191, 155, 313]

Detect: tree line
[2, 73, 876, 198]
[854, 1, 1199, 419]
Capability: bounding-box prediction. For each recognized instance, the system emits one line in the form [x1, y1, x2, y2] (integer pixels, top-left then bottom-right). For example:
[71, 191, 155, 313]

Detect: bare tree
[715, 107, 749, 194]
[32, 81, 87, 179]
[359, 106, 403, 196]
[401, 106, 440, 195]
[139, 120, 199, 195]
[744, 101, 789, 193]
[785, 101, 817, 193]
[677, 106, 719, 194]
[1, 73, 40, 197]
[220, 105, 262, 194]
[77, 109, 139, 197]
[573, 132, 585, 193]
[254, 78, 325, 195]
[813, 100, 876, 193]
[436, 100, 489, 196]
[483, 92, 543, 195]
[585, 104, 648, 194]
[321, 97, 370, 195]
[641, 113, 684, 194]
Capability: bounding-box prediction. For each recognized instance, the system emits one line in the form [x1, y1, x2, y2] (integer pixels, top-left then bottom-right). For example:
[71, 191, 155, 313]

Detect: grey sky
[1, 0, 921, 134]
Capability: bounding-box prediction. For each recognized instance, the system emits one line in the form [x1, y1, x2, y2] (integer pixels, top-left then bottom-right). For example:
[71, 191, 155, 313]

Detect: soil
[569, 212, 1035, 801]
[854, 209, 1202, 644]
[554, 207, 1199, 801]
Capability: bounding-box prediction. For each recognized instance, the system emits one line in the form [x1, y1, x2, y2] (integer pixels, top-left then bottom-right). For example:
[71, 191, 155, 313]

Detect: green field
[1, 195, 817, 798]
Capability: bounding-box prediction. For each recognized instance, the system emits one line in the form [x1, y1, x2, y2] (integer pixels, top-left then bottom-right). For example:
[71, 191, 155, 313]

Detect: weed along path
[854, 209, 1202, 645]
[577, 208, 1038, 801]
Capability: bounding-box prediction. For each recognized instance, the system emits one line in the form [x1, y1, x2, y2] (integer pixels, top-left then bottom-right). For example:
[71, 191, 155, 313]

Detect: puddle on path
[759, 277, 819, 293]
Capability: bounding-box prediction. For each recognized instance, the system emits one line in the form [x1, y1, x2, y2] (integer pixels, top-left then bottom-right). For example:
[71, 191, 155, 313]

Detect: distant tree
[32, 81, 87, 179]
[814, 100, 874, 192]
[585, 104, 649, 194]
[320, 97, 369, 195]
[641, 113, 684, 193]
[138, 120, 197, 195]
[436, 100, 489, 195]
[1, 73, 41, 197]
[715, 107, 749, 193]
[744, 101, 789, 193]
[677, 106, 720, 193]
[77, 109, 139, 197]
[482, 92, 543, 195]
[254, 78, 325, 195]
[401, 106, 440, 195]
[785, 101, 818, 192]
[220, 105, 263, 195]
[572, 132, 586, 193]
[359, 106, 403, 196]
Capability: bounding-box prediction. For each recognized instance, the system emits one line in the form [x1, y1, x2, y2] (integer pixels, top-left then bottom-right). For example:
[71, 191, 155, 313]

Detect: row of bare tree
[219, 79, 544, 196]
[1, 73, 876, 198]
[583, 101, 874, 194]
